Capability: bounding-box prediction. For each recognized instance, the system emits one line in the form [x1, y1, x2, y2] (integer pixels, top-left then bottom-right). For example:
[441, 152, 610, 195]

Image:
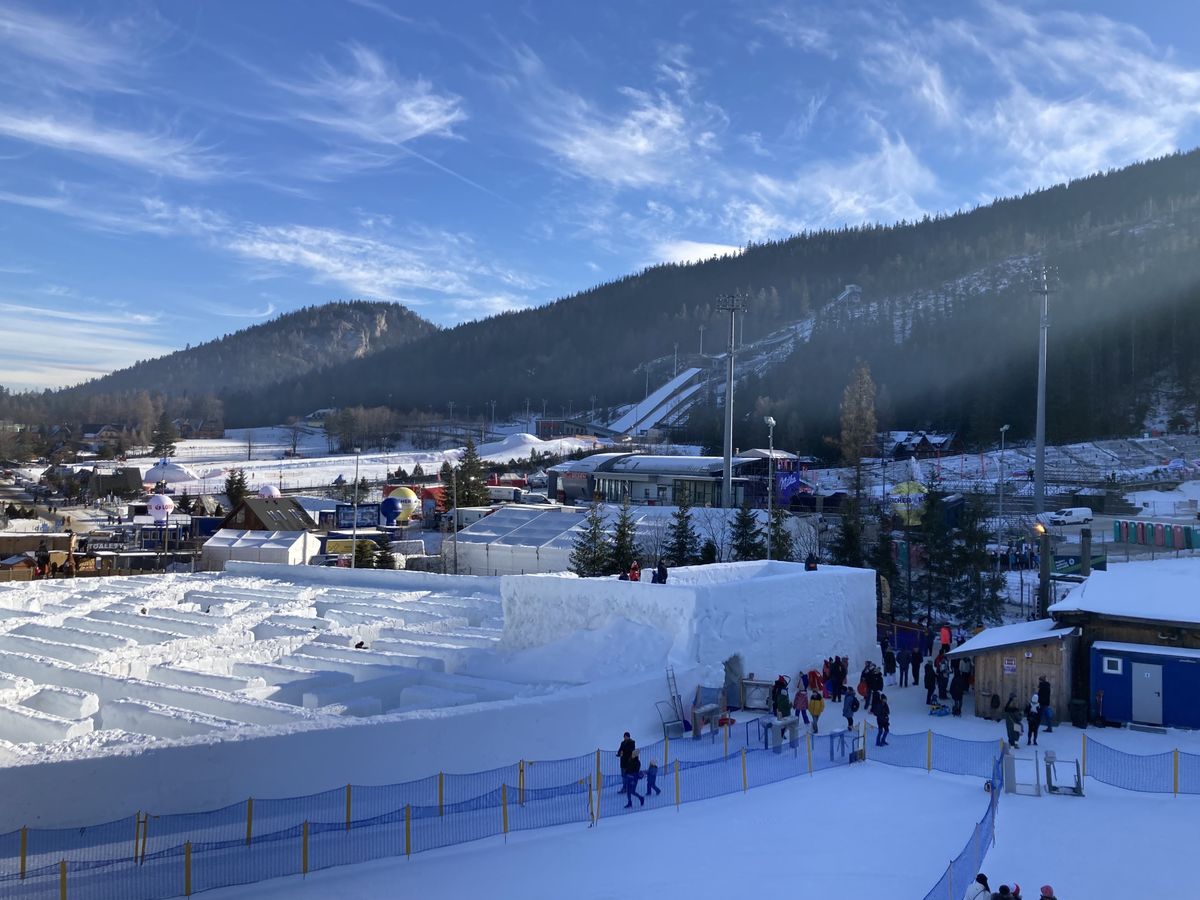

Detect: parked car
[1047, 507, 1093, 525]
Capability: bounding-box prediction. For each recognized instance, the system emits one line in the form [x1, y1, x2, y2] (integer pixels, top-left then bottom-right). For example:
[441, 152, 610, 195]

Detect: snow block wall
[501, 561, 878, 681]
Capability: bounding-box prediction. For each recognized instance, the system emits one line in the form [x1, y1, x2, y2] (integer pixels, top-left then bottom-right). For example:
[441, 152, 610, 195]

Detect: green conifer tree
[570, 504, 612, 577]
[666, 495, 700, 565]
[353, 538, 376, 568]
[610, 498, 638, 575]
[730, 501, 766, 560]
[455, 439, 491, 507]
[768, 507, 795, 561]
[150, 411, 178, 458]
[223, 468, 248, 510]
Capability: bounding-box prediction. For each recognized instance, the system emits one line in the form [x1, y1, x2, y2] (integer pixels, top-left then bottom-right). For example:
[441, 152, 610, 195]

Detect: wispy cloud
[0, 110, 219, 179]
[0, 186, 177, 234]
[0, 299, 172, 390]
[743, 130, 938, 230]
[281, 43, 465, 146]
[754, 8, 835, 57]
[652, 239, 744, 266]
[505, 45, 723, 189]
[0, 3, 130, 90]
[857, 1, 1200, 194]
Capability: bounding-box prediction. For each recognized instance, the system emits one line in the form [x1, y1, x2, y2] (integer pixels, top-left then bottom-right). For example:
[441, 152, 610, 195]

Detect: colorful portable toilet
[1136, 521, 1146, 544]
[1173, 525, 1184, 549]
[1154, 523, 1165, 546]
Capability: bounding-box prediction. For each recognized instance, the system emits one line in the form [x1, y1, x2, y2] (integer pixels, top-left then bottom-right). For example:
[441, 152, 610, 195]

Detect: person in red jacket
[629, 561, 640, 581]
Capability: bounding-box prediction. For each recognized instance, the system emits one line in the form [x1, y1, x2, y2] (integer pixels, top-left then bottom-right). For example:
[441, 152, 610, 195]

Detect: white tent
[452, 503, 799, 576]
[200, 529, 319, 571]
[143, 461, 200, 484]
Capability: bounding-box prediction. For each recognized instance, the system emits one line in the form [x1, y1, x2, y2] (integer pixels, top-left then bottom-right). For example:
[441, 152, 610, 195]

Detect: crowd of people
[967, 874, 1059, 899]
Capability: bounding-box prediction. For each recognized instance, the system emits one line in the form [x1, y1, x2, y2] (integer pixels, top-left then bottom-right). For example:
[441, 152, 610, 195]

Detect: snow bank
[501, 561, 878, 680]
[1050, 557, 1200, 624]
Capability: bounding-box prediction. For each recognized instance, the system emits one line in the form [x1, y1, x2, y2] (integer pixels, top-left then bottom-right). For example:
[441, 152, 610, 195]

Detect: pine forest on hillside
[3, 151, 1200, 455]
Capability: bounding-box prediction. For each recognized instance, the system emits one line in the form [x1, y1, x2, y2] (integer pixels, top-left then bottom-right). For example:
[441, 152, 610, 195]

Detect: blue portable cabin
[1090, 641, 1200, 729]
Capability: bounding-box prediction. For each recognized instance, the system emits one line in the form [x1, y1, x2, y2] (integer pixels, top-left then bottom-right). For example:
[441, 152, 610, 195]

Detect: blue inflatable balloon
[380, 496, 402, 525]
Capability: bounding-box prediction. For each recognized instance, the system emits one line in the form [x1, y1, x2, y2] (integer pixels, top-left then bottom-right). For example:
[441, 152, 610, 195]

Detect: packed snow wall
[0, 668, 669, 831]
[501, 561, 878, 682]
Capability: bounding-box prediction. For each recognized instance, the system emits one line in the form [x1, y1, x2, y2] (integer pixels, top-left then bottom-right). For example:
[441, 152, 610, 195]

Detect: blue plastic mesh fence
[1179, 752, 1200, 795]
[1085, 738, 1175, 792]
[4, 730, 1183, 900]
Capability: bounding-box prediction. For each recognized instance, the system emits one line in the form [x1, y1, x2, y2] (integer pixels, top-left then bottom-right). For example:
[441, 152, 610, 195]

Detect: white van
[1048, 507, 1093, 525]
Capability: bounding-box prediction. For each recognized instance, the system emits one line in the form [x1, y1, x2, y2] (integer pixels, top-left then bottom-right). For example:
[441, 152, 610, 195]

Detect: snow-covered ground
[204, 764, 992, 900]
[89, 430, 609, 495]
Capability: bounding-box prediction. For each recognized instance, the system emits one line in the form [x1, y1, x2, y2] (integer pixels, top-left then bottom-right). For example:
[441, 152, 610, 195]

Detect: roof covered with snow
[1048, 558, 1200, 626]
[203, 529, 312, 550]
[1092, 641, 1200, 661]
[947, 618, 1075, 657]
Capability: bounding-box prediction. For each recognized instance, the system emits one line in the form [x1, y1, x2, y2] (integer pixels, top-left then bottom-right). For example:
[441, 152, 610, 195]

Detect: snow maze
[0, 570, 527, 763]
[0, 560, 876, 831]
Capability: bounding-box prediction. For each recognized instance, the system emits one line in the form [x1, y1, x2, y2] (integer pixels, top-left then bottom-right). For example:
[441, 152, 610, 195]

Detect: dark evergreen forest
[4, 151, 1199, 455]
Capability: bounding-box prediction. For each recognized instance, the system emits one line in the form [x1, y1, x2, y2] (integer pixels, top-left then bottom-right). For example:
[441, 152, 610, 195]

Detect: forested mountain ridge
[221, 150, 1200, 452]
[5, 151, 1200, 457]
[64, 300, 437, 399]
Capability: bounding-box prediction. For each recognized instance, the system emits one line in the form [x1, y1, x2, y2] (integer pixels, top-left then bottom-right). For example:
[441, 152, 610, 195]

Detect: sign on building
[1003, 657, 1017, 674]
[335, 504, 380, 529]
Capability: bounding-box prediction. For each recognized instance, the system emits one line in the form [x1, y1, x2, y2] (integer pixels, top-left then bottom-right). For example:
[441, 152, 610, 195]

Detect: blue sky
[3, 0, 1200, 391]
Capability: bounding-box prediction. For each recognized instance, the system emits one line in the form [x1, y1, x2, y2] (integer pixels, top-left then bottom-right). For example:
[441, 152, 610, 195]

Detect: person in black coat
[949, 671, 966, 716]
[617, 732, 635, 793]
[1037, 676, 1053, 731]
[923, 660, 937, 705]
[911, 648, 923, 686]
[874, 694, 891, 746]
[898, 648, 911, 687]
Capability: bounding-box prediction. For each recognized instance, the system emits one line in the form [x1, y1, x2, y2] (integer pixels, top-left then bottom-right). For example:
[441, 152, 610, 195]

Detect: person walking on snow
[645, 759, 661, 797]
[622, 751, 645, 808]
[883, 646, 897, 686]
[898, 647, 911, 687]
[617, 732, 635, 793]
[911, 647, 923, 686]
[842, 689, 857, 730]
[794, 685, 810, 725]
[1003, 694, 1022, 749]
[1025, 695, 1042, 746]
[874, 694, 890, 746]
[808, 690, 825, 733]
[924, 659, 937, 706]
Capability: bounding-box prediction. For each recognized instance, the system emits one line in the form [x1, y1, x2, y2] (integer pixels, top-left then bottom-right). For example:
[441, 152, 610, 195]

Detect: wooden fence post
[861, 720, 867, 759]
[674, 760, 680, 809]
[663, 734, 669, 771]
[927, 730, 933, 772]
[345, 784, 352, 831]
[438, 772, 445, 816]
[1174, 749, 1179, 796]
[594, 749, 602, 824]
[184, 841, 192, 897]
[519, 760, 526, 806]
[59, 860, 66, 900]
[302, 821, 309, 876]
[806, 732, 813, 775]
[19, 827, 26, 880]
[501, 784, 509, 837]
[741, 747, 747, 792]
[405, 805, 412, 857]
[1081, 734, 1087, 777]
[245, 798, 253, 846]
